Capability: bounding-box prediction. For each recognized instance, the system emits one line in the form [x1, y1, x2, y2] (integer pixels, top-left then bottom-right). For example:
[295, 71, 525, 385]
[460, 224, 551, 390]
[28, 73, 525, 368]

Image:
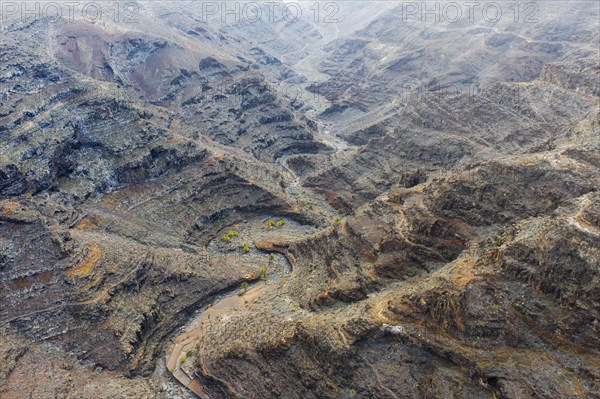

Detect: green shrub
[265, 220, 275, 228]
[179, 356, 186, 363]
[260, 268, 268, 281]
[277, 219, 285, 227]
[221, 230, 239, 241]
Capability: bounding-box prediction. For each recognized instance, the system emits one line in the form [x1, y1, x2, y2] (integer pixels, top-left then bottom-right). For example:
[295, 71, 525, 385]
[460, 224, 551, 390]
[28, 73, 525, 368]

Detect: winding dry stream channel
[166, 279, 277, 397]
[164, 119, 349, 397]
[165, 220, 295, 398]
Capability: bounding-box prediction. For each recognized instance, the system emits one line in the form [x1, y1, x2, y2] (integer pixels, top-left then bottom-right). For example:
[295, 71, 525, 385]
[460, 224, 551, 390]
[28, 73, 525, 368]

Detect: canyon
[0, 1, 598, 398]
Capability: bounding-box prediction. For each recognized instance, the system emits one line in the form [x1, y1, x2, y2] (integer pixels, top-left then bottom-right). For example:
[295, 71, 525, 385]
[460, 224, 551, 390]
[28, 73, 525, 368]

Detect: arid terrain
[0, 1, 598, 398]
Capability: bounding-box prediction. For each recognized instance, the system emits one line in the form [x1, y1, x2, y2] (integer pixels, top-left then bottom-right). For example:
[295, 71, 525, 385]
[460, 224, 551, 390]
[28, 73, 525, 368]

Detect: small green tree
[277, 219, 285, 227]
[238, 281, 249, 296]
[221, 230, 239, 241]
[260, 268, 268, 283]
